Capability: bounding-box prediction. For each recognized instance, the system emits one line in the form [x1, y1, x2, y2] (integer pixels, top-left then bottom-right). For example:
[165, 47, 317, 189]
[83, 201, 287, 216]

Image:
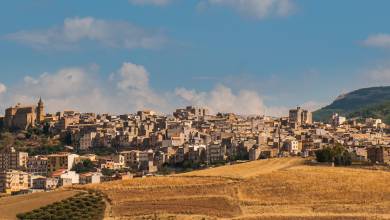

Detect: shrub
[315, 145, 353, 166]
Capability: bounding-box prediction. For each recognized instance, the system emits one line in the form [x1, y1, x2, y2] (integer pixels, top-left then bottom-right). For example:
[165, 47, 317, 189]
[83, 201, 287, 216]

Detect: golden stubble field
[0, 190, 78, 220]
[80, 158, 390, 220]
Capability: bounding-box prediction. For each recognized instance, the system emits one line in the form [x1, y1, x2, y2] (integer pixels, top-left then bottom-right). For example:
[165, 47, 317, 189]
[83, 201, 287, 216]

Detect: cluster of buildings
[1, 99, 390, 195]
[0, 147, 100, 194]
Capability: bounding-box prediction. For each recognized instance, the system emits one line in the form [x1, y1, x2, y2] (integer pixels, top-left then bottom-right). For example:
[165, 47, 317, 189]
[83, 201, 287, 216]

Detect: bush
[315, 145, 352, 166]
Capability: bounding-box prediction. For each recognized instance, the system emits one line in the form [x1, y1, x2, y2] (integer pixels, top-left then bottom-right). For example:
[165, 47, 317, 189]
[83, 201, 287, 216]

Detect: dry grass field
[77, 157, 390, 220]
[178, 157, 304, 179]
[0, 190, 78, 220]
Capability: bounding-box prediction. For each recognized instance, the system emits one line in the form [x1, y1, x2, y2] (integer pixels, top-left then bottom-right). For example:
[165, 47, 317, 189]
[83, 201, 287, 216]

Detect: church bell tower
[37, 97, 45, 123]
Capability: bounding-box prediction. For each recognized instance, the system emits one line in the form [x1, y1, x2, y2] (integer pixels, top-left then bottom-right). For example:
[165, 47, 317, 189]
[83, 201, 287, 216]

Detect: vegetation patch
[16, 191, 106, 220]
[315, 145, 352, 166]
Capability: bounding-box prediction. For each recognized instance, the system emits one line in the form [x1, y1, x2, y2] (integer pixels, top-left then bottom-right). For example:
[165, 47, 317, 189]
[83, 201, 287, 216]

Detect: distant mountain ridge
[313, 86, 390, 123]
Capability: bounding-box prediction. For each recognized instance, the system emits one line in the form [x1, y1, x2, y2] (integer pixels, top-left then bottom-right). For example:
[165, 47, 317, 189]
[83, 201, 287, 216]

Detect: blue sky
[1, 0, 390, 116]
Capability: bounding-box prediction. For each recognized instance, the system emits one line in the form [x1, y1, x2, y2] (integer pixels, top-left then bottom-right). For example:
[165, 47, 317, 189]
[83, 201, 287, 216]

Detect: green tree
[315, 145, 352, 166]
[72, 159, 96, 173]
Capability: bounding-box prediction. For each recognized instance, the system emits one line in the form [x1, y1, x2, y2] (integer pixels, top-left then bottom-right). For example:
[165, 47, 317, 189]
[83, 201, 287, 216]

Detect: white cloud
[129, 0, 171, 6]
[22, 69, 91, 99]
[175, 84, 287, 116]
[0, 62, 299, 117]
[117, 62, 150, 91]
[363, 34, 390, 48]
[7, 67, 111, 113]
[0, 83, 6, 94]
[4, 17, 165, 50]
[1, 63, 165, 114]
[201, 0, 296, 19]
[113, 62, 168, 111]
[0, 83, 7, 94]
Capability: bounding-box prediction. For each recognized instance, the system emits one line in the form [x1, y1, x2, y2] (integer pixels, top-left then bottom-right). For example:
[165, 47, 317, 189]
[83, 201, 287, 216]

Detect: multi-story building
[207, 142, 226, 164]
[367, 146, 390, 164]
[79, 132, 97, 150]
[47, 153, 78, 175]
[0, 147, 28, 171]
[188, 145, 206, 163]
[249, 146, 261, 161]
[289, 107, 312, 126]
[121, 150, 139, 168]
[284, 139, 300, 155]
[27, 156, 48, 176]
[332, 113, 346, 126]
[0, 169, 29, 194]
[31, 176, 58, 191]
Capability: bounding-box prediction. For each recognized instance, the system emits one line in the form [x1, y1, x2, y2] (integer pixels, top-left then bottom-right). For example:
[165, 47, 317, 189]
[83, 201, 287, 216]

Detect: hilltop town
[0, 98, 389, 195]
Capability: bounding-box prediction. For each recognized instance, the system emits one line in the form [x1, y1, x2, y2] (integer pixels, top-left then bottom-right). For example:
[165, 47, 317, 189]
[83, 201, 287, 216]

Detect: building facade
[0, 147, 28, 171]
[0, 170, 29, 194]
[367, 146, 390, 164]
[4, 99, 45, 130]
[289, 107, 312, 126]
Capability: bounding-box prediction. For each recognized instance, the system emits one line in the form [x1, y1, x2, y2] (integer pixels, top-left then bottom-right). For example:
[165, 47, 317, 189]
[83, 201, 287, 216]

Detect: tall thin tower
[36, 97, 45, 123]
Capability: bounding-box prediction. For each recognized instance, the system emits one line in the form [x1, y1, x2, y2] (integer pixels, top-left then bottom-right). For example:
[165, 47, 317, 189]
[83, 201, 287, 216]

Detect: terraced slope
[178, 157, 304, 179]
[7, 158, 389, 220]
[80, 158, 390, 220]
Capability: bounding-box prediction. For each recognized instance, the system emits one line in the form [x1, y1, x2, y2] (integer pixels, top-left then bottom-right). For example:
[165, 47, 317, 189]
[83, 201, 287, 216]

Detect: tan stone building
[367, 146, 390, 164]
[0, 169, 29, 194]
[4, 98, 45, 130]
[289, 107, 312, 126]
[47, 153, 78, 175]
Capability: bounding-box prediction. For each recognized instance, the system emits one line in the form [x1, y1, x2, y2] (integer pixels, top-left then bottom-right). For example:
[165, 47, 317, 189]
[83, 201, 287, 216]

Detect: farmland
[79, 158, 390, 220]
[0, 190, 78, 220]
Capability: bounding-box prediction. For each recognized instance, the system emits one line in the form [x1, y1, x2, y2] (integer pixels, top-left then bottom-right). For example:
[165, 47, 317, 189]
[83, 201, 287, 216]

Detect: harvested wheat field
[178, 157, 304, 179]
[79, 158, 390, 220]
[0, 190, 78, 220]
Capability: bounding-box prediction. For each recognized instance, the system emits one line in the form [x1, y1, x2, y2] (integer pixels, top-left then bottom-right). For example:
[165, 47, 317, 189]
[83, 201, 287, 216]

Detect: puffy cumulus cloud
[5, 67, 111, 113]
[4, 17, 165, 50]
[117, 62, 150, 91]
[112, 62, 169, 112]
[129, 0, 172, 6]
[175, 84, 287, 116]
[22, 68, 91, 99]
[363, 34, 390, 48]
[201, 0, 296, 19]
[1, 63, 297, 117]
[0, 62, 171, 114]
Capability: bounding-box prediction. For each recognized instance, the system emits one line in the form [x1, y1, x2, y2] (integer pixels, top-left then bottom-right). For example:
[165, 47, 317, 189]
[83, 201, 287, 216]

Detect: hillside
[79, 158, 390, 220]
[313, 86, 390, 123]
[0, 190, 77, 220]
